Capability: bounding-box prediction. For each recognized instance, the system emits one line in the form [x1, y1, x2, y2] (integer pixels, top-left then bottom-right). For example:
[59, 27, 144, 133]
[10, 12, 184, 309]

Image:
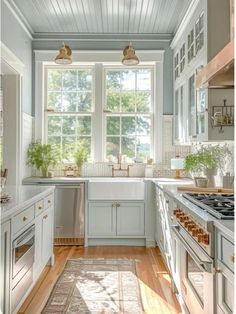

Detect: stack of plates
[0, 193, 11, 203]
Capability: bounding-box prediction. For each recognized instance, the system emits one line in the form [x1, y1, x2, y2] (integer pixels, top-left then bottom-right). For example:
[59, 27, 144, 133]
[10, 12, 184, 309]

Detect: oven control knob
[184, 219, 191, 227]
[176, 211, 183, 218]
[180, 215, 187, 222]
[187, 223, 195, 231]
[173, 209, 181, 215]
[197, 234, 203, 243]
[202, 234, 209, 245]
[197, 228, 204, 235]
[191, 228, 197, 236]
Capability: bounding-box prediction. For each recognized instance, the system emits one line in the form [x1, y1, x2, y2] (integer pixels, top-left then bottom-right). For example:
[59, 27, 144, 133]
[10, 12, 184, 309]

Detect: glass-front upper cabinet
[196, 88, 207, 139]
[187, 28, 195, 63]
[174, 85, 185, 144]
[174, 53, 179, 80]
[195, 13, 204, 55]
[188, 74, 197, 139]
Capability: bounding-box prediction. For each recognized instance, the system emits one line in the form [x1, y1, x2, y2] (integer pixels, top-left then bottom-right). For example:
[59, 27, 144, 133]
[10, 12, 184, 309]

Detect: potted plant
[27, 141, 60, 177]
[184, 145, 225, 187]
[74, 142, 88, 176]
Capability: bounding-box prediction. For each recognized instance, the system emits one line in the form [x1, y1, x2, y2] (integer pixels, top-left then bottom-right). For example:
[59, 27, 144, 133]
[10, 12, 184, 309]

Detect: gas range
[182, 193, 234, 220]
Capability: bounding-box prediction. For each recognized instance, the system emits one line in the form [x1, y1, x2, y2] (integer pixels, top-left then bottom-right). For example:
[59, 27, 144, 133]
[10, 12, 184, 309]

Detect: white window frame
[102, 65, 154, 161]
[34, 50, 164, 163]
[44, 65, 95, 160]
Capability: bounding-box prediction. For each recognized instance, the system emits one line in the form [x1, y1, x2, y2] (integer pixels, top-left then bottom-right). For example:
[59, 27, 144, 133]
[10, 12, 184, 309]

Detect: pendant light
[54, 42, 72, 64]
[122, 42, 139, 65]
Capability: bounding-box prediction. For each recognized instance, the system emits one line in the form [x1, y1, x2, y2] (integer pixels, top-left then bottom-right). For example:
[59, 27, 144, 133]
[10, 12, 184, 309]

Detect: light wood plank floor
[19, 246, 182, 314]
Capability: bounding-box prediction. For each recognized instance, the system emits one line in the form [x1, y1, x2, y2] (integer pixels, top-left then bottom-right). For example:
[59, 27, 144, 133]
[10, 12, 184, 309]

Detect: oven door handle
[172, 225, 213, 273]
[13, 227, 35, 249]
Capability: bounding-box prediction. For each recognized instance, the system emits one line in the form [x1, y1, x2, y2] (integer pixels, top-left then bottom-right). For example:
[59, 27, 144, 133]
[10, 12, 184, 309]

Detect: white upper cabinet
[171, 0, 233, 144]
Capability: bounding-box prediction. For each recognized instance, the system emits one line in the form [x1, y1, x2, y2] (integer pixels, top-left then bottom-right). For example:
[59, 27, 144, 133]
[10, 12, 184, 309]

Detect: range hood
[196, 40, 234, 89]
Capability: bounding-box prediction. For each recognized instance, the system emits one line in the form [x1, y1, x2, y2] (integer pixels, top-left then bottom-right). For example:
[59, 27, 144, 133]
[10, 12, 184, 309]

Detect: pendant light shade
[55, 42, 72, 64]
[122, 42, 139, 65]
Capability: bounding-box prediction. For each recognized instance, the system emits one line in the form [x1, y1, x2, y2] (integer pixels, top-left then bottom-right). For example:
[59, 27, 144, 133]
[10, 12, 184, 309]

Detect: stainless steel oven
[12, 225, 35, 311]
[172, 224, 214, 314]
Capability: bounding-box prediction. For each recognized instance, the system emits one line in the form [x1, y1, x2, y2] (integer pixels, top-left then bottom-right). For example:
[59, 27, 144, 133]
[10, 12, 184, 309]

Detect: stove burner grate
[183, 193, 234, 219]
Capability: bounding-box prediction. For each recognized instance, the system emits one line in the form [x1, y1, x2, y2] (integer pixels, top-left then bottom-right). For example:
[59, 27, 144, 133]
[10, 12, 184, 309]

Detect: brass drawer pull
[214, 267, 222, 274]
[23, 216, 28, 222]
[230, 254, 235, 263]
[116, 203, 120, 207]
[43, 214, 48, 219]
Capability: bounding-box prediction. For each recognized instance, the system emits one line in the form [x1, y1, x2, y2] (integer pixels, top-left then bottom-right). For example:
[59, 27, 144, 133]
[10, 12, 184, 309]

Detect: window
[195, 13, 204, 55]
[180, 44, 185, 73]
[188, 28, 195, 63]
[105, 68, 153, 161]
[174, 53, 179, 80]
[45, 67, 93, 161]
[43, 62, 156, 163]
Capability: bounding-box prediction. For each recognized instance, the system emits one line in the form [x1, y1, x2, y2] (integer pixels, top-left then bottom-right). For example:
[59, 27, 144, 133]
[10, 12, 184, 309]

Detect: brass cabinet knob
[23, 216, 28, 221]
[214, 267, 222, 274]
[38, 205, 43, 210]
[230, 254, 235, 263]
[202, 234, 209, 245]
[48, 200, 51, 204]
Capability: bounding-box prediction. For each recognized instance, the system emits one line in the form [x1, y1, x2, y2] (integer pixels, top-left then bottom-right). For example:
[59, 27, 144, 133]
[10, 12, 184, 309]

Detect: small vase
[204, 168, 217, 187]
[41, 168, 48, 178]
[76, 166, 82, 177]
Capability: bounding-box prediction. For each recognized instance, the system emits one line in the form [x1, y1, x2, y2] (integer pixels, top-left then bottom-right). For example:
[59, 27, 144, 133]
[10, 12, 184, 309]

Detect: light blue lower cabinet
[88, 202, 116, 236]
[87, 201, 145, 245]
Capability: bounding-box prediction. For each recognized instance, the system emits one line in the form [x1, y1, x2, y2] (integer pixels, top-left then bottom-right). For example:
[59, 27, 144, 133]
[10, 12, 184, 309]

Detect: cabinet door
[216, 261, 234, 314]
[188, 73, 197, 140]
[88, 202, 116, 236]
[42, 206, 53, 266]
[1, 220, 11, 314]
[196, 88, 207, 140]
[116, 202, 144, 236]
[173, 85, 185, 144]
[34, 214, 43, 277]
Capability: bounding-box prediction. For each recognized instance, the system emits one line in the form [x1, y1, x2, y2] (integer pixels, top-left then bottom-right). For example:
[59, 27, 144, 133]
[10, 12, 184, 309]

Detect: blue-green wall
[1, 2, 33, 115]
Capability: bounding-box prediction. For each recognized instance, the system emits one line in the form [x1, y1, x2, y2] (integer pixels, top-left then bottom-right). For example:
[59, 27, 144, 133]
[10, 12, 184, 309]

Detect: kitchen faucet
[110, 153, 132, 177]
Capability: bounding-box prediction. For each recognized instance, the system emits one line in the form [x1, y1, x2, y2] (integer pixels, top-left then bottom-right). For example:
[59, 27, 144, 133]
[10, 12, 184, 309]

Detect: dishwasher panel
[54, 184, 84, 246]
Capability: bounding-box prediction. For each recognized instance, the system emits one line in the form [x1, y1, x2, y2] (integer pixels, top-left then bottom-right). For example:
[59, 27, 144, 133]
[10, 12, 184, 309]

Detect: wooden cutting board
[177, 186, 234, 194]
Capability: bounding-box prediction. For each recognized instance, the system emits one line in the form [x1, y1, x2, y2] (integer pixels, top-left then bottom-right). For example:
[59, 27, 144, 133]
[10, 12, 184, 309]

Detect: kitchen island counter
[1, 185, 55, 223]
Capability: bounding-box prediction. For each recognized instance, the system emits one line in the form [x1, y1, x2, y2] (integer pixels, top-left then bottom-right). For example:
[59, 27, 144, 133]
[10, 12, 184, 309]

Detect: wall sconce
[122, 42, 139, 65]
[171, 157, 185, 179]
[54, 42, 72, 64]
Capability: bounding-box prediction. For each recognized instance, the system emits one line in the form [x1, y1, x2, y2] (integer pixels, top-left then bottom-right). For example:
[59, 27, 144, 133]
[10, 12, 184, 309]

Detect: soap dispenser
[145, 158, 153, 178]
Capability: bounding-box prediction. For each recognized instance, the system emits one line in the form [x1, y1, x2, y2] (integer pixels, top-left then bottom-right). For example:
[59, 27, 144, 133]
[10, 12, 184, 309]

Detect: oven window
[187, 253, 204, 304]
[15, 236, 34, 263]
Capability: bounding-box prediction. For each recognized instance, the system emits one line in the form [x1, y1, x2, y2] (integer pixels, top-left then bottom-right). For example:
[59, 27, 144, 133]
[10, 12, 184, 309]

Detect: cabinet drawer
[218, 232, 234, 272]
[12, 205, 35, 234]
[35, 199, 44, 216]
[44, 193, 54, 210]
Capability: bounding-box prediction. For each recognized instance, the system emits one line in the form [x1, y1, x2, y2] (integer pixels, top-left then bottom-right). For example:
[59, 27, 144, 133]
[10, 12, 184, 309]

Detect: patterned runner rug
[42, 258, 144, 313]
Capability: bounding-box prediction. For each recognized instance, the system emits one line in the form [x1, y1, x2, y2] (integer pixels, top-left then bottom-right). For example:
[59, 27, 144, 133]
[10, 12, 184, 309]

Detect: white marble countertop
[1, 185, 55, 223]
[153, 179, 234, 240]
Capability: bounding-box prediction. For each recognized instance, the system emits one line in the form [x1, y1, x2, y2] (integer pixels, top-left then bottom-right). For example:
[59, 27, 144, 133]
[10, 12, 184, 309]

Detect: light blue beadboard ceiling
[6, 0, 191, 39]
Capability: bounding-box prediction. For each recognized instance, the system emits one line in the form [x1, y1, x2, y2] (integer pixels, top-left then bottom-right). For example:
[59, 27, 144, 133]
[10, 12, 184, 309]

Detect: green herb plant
[27, 141, 60, 177]
[184, 144, 224, 177]
[74, 142, 88, 176]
